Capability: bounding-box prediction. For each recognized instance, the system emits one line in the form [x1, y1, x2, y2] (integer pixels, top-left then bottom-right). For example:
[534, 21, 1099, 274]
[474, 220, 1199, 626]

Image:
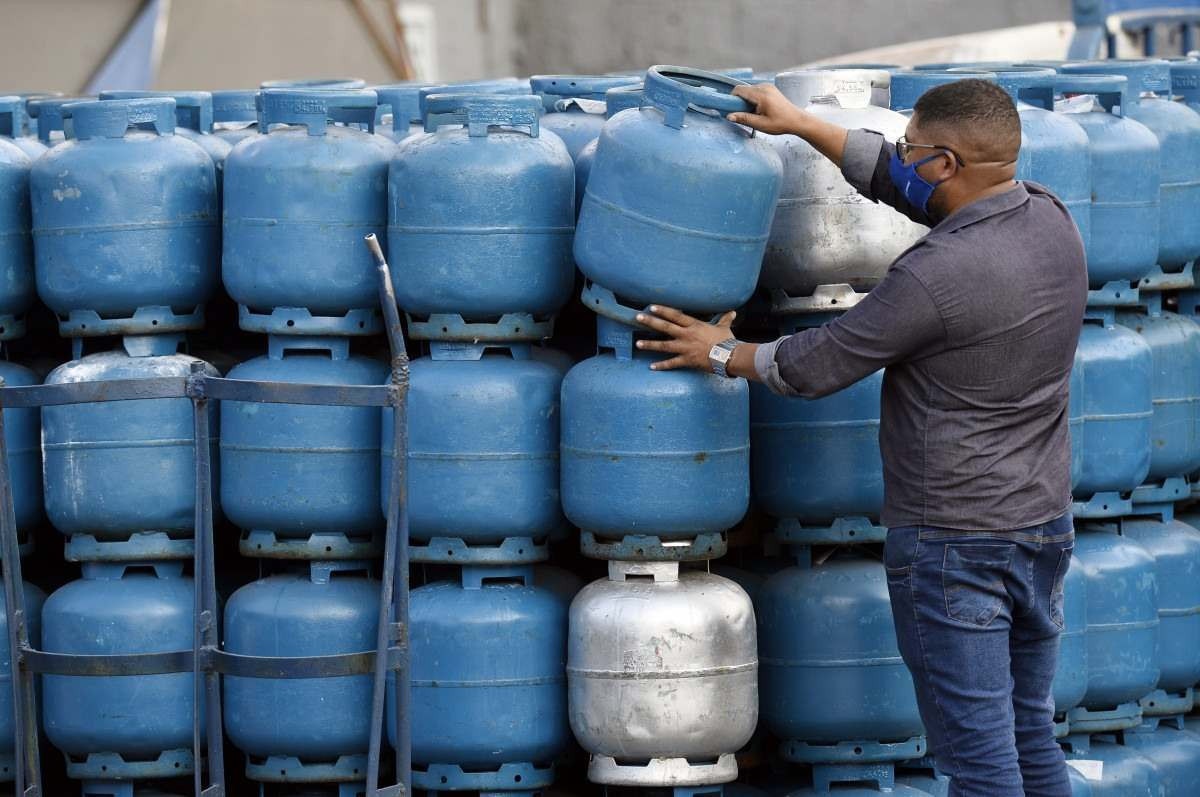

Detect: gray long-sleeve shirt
[754, 129, 1087, 531]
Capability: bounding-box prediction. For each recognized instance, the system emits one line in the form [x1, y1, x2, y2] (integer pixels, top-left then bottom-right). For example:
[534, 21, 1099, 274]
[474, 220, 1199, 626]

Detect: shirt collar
[931, 182, 1031, 235]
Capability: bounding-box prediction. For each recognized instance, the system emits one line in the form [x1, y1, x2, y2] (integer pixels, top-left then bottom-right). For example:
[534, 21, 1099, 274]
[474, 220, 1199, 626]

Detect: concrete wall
[511, 0, 1073, 75]
[1, 0, 520, 93]
[3, 0, 144, 92]
[0, 0, 1071, 93]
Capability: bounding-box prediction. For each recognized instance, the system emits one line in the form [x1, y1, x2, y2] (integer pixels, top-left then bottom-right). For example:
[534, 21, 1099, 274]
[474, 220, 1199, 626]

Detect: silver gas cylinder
[567, 560, 758, 787]
[761, 69, 925, 311]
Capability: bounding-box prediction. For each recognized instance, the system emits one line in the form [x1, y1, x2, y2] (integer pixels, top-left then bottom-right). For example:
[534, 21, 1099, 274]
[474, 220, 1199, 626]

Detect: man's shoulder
[1017, 180, 1077, 218]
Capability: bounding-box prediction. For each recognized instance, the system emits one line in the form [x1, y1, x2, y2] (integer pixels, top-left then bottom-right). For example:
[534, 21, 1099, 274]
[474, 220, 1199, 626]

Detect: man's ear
[929, 150, 958, 182]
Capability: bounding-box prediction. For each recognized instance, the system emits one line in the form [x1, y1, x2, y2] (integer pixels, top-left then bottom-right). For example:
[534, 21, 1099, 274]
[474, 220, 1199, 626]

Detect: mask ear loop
[912, 151, 955, 188]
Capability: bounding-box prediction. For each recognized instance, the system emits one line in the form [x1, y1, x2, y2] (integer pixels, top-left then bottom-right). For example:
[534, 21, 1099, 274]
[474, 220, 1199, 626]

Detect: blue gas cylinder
[574, 66, 782, 317]
[895, 760, 950, 797]
[1061, 60, 1200, 278]
[1068, 766, 1094, 797]
[381, 341, 564, 561]
[785, 782, 933, 797]
[260, 78, 366, 89]
[750, 318, 883, 531]
[26, 96, 88, 146]
[224, 560, 379, 783]
[43, 561, 198, 780]
[2, 92, 52, 159]
[222, 88, 392, 336]
[42, 336, 218, 559]
[1072, 310, 1153, 517]
[1171, 58, 1200, 113]
[0, 579, 43, 777]
[560, 318, 749, 553]
[1116, 299, 1200, 485]
[1069, 348, 1085, 489]
[30, 98, 219, 336]
[1070, 524, 1160, 732]
[373, 82, 427, 142]
[994, 69, 1092, 253]
[1059, 73, 1158, 291]
[574, 83, 643, 213]
[211, 89, 259, 145]
[757, 547, 925, 762]
[0, 94, 45, 161]
[390, 565, 569, 793]
[415, 77, 530, 120]
[0, 102, 33, 340]
[1123, 721, 1200, 797]
[889, 68, 995, 111]
[529, 75, 638, 159]
[1063, 735, 1163, 797]
[1053, 553, 1090, 727]
[1119, 513, 1200, 711]
[388, 94, 574, 339]
[222, 337, 388, 558]
[0, 361, 43, 546]
[98, 90, 232, 177]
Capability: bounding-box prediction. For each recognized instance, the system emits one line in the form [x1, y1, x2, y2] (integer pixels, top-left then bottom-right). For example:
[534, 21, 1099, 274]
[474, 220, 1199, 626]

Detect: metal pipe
[364, 233, 411, 797]
[0, 377, 41, 795]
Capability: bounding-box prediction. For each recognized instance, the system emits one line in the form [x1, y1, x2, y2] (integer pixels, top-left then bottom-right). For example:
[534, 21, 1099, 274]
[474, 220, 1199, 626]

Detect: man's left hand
[635, 306, 737, 372]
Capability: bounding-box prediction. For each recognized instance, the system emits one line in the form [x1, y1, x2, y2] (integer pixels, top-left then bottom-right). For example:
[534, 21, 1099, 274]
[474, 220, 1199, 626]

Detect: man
[635, 78, 1086, 797]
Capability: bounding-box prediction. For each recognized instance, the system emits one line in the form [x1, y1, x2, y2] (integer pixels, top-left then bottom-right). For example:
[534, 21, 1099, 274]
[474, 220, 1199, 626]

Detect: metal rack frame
[1070, 0, 1200, 59]
[0, 247, 411, 797]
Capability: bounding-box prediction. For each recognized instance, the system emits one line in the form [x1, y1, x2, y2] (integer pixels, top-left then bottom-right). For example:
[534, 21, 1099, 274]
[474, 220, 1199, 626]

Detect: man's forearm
[791, 116, 850, 168]
[729, 342, 761, 382]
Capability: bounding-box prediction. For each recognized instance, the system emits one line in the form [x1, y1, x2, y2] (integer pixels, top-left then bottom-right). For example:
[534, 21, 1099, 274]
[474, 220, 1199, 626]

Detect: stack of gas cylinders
[384, 81, 576, 797]
[27, 91, 221, 797]
[219, 82, 391, 797]
[563, 64, 777, 793]
[745, 67, 938, 797]
[2, 54, 1200, 797]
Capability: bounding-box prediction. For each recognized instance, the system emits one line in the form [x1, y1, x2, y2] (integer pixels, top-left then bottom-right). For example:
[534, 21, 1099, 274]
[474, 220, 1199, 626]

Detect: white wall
[0, 0, 1072, 94]
[511, 0, 1074, 75]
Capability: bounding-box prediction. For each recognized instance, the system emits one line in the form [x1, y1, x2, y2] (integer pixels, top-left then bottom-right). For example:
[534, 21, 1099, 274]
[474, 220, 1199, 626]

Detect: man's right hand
[729, 82, 852, 167]
[729, 83, 809, 135]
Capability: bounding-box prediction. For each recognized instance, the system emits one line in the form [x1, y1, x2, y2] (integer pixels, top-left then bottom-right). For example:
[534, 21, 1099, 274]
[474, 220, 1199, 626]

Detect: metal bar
[1112, 8, 1200, 28]
[191, 376, 205, 797]
[22, 648, 194, 676]
[0, 382, 40, 796]
[0, 377, 188, 408]
[190, 365, 226, 796]
[207, 647, 403, 678]
[203, 376, 392, 407]
[364, 233, 412, 797]
[0, 343, 416, 797]
[1184, 23, 1196, 54]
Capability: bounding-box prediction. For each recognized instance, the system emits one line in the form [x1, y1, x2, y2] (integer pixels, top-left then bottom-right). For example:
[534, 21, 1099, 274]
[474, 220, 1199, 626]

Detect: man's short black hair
[912, 78, 1021, 164]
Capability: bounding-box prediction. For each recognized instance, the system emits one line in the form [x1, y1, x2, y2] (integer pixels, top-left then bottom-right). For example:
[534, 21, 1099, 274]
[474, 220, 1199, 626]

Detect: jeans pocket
[1050, 545, 1073, 630]
[941, 543, 1013, 627]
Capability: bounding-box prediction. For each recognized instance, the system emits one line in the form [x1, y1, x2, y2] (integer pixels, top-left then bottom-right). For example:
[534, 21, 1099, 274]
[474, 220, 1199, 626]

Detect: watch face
[710, 345, 732, 364]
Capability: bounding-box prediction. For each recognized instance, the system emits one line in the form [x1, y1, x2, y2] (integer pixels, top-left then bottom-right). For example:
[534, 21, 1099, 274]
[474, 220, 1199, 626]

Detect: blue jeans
[884, 513, 1074, 797]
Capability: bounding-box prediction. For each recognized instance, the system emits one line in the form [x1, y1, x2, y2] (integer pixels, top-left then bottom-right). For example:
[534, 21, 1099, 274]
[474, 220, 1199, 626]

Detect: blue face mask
[888, 151, 946, 215]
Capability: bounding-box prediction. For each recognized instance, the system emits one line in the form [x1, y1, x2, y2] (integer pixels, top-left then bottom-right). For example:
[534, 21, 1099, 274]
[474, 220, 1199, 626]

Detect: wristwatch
[708, 338, 739, 378]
